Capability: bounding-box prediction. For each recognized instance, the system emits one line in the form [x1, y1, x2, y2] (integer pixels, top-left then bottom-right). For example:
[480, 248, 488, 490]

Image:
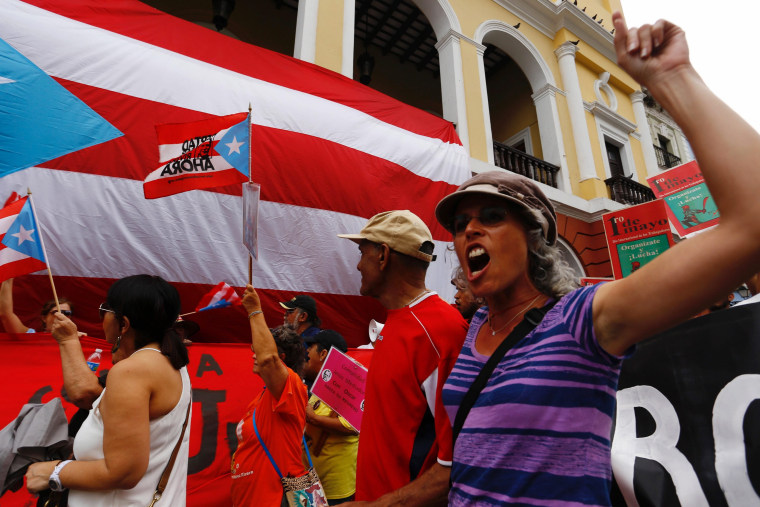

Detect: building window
[602, 135, 655, 205]
[655, 134, 681, 169]
[605, 140, 625, 178]
[657, 134, 669, 151]
[502, 126, 533, 156]
[586, 100, 636, 179]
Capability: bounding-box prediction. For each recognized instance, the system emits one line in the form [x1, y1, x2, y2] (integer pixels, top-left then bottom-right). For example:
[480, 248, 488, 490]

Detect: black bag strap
[452, 301, 557, 447]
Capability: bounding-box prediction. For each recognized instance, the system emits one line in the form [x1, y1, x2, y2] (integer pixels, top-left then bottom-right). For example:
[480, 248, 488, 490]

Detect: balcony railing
[493, 141, 560, 188]
[653, 145, 681, 169]
[605, 174, 656, 205]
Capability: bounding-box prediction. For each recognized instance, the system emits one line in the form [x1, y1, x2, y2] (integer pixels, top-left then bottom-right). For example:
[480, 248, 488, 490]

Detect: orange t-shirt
[230, 368, 308, 506]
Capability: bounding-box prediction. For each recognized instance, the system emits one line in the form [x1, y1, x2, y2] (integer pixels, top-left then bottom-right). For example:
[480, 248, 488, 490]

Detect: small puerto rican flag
[194, 282, 242, 312]
[144, 112, 249, 199]
[0, 196, 47, 283]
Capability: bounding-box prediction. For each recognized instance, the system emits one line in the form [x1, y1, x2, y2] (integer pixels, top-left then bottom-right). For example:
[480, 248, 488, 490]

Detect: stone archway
[340, 0, 469, 151]
[474, 20, 571, 191]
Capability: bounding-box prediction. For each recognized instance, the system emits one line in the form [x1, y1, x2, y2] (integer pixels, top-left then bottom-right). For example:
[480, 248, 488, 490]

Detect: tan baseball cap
[338, 210, 435, 262]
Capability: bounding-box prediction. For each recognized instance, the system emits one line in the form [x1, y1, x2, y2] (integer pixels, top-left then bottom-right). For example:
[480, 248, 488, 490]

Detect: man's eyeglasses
[284, 308, 296, 315]
[449, 207, 509, 235]
[99, 303, 116, 320]
[50, 309, 73, 317]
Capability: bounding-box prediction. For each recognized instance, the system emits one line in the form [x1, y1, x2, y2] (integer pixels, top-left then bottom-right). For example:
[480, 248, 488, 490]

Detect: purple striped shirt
[442, 284, 624, 506]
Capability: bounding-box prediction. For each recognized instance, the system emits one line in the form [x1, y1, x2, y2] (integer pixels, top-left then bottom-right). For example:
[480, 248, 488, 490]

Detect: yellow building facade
[146, 0, 666, 277]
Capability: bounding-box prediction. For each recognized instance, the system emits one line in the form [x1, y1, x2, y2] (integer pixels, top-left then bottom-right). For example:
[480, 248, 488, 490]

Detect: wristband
[248, 310, 263, 319]
[49, 459, 72, 492]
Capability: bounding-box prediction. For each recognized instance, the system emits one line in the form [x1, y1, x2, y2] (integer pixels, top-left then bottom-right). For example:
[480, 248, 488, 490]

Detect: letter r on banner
[713, 374, 760, 506]
[612, 386, 708, 507]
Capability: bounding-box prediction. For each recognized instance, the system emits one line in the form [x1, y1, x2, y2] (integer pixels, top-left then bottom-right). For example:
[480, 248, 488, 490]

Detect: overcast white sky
[621, 1, 759, 133]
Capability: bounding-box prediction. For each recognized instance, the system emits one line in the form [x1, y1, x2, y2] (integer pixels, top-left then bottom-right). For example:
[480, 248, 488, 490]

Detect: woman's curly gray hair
[518, 207, 579, 298]
[445, 201, 579, 299]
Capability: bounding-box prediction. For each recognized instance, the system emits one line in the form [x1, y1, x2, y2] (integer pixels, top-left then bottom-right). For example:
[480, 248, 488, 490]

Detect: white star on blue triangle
[216, 118, 249, 177]
[0, 36, 123, 178]
[1, 199, 45, 262]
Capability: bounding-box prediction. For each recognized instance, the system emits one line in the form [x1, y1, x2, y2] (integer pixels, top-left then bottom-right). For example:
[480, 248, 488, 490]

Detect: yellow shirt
[304, 394, 359, 500]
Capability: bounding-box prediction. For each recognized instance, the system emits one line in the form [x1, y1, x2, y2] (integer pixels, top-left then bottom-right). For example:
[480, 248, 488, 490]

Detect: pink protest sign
[311, 347, 368, 432]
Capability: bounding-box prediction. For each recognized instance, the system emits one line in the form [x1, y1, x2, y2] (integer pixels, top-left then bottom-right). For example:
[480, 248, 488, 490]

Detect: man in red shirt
[339, 210, 467, 504]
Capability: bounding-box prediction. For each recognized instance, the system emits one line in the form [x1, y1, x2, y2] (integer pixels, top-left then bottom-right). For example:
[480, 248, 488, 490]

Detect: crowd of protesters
[3, 9, 760, 507]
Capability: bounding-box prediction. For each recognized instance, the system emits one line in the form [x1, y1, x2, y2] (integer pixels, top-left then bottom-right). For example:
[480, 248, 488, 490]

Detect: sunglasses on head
[450, 207, 509, 235]
[98, 303, 116, 320]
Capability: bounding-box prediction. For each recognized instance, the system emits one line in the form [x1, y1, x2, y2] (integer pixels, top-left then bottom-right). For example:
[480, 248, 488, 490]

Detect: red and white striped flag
[144, 112, 250, 199]
[0, 0, 469, 346]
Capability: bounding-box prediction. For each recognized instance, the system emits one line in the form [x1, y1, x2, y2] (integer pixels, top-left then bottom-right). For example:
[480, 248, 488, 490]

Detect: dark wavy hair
[106, 274, 188, 369]
[39, 297, 73, 331]
[270, 325, 305, 376]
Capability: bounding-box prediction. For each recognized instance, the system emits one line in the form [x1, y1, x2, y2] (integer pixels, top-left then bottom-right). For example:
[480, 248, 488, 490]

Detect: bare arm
[594, 13, 760, 355]
[50, 312, 103, 409]
[241, 284, 290, 399]
[306, 404, 358, 436]
[26, 358, 154, 491]
[0, 279, 30, 333]
[344, 463, 449, 506]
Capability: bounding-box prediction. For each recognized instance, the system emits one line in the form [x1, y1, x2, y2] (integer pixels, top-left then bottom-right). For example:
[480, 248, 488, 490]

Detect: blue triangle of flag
[215, 117, 250, 177]
[1, 198, 46, 262]
[0, 37, 123, 178]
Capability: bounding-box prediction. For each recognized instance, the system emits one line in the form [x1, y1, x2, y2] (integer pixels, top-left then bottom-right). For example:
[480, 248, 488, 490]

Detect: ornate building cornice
[494, 0, 616, 61]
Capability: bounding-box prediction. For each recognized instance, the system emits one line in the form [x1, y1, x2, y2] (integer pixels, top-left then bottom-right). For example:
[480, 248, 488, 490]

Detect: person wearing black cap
[279, 294, 321, 339]
[434, 11, 760, 506]
[302, 330, 358, 504]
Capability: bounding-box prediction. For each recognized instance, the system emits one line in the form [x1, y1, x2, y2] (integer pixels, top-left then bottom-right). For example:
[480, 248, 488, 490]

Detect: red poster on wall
[602, 200, 675, 280]
[646, 161, 720, 237]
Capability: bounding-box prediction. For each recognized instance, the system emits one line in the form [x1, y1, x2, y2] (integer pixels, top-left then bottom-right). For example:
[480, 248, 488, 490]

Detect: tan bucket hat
[435, 170, 557, 245]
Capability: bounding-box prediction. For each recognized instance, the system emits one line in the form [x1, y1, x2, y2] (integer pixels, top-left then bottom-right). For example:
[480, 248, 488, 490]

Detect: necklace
[488, 294, 542, 336]
[406, 289, 430, 307]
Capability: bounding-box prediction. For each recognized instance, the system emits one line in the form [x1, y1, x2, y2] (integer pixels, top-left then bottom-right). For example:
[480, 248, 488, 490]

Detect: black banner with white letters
[611, 302, 760, 506]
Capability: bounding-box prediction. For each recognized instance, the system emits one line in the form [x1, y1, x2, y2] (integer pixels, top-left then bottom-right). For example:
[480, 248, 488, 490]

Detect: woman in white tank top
[25, 275, 192, 506]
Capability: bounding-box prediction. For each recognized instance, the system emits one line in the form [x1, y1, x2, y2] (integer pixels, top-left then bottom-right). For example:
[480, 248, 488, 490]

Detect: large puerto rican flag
[0, 0, 469, 345]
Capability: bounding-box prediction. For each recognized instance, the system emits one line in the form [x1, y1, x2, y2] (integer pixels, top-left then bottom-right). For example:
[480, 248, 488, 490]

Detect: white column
[532, 85, 572, 192]
[631, 90, 660, 177]
[554, 42, 597, 181]
[436, 30, 470, 154]
[470, 38, 491, 163]
[340, 0, 355, 77]
[294, 0, 319, 63]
